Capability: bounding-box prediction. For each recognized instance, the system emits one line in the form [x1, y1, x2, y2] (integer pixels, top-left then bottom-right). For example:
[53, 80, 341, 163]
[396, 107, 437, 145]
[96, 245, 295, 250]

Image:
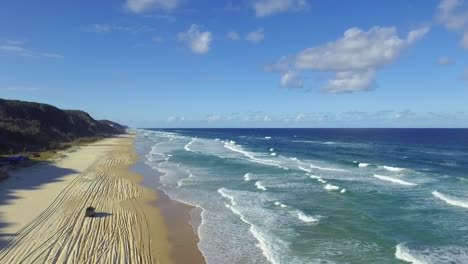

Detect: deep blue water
[137, 128, 468, 264]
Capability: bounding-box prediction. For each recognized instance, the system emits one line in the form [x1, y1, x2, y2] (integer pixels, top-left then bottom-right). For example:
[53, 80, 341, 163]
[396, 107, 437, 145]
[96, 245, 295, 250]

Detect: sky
[1, 0, 468, 128]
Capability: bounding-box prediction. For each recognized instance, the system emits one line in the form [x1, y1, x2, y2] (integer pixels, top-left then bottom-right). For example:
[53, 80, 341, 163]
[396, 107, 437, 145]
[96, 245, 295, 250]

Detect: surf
[373, 174, 417, 186]
[432, 191, 468, 209]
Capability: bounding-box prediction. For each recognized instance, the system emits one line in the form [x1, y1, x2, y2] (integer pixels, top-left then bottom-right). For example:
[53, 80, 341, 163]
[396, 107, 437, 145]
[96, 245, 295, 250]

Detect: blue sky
[1, 0, 468, 127]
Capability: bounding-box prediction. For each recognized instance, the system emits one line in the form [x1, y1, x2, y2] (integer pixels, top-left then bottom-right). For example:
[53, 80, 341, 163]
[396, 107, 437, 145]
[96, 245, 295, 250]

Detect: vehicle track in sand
[0, 137, 167, 264]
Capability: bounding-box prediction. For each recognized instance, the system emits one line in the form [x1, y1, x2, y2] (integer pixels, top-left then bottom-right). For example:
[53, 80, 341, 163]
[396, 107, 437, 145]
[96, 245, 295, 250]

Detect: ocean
[136, 128, 468, 264]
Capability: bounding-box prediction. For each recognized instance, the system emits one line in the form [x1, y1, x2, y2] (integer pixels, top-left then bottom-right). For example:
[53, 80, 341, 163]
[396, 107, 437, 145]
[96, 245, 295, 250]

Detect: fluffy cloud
[178, 24, 212, 54]
[280, 71, 304, 88]
[252, 0, 309, 17]
[125, 0, 179, 13]
[436, 0, 468, 49]
[246, 28, 265, 43]
[227, 31, 240, 40]
[270, 26, 429, 93]
[325, 70, 376, 93]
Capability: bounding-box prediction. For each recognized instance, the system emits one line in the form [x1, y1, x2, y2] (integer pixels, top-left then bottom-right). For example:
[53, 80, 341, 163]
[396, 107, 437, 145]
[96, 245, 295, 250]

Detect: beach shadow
[0, 161, 78, 250]
[93, 212, 113, 218]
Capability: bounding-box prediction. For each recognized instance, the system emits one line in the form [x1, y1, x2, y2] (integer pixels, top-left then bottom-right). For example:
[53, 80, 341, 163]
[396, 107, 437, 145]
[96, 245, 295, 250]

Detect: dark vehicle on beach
[85, 206, 96, 217]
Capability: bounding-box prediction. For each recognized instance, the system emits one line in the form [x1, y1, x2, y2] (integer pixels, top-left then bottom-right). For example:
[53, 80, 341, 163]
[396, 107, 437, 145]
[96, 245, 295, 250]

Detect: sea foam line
[296, 211, 320, 224]
[380, 165, 405, 172]
[395, 243, 468, 264]
[432, 191, 468, 209]
[255, 181, 267, 191]
[244, 173, 252, 181]
[184, 138, 197, 152]
[395, 243, 425, 264]
[324, 184, 340, 191]
[224, 141, 286, 169]
[218, 188, 281, 264]
[358, 162, 371, 168]
[310, 164, 348, 172]
[373, 174, 417, 186]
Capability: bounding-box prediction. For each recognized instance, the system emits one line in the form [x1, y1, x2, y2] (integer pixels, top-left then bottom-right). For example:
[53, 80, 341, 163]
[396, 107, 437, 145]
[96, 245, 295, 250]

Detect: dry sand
[0, 135, 176, 263]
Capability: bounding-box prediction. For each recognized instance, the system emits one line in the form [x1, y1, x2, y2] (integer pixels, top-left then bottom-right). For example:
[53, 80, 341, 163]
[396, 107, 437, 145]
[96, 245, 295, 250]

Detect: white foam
[274, 201, 287, 208]
[255, 181, 267, 191]
[224, 141, 286, 169]
[340, 189, 347, 193]
[298, 166, 312, 173]
[317, 178, 327, 184]
[395, 243, 468, 264]
[218, 188, 281, 264]
[184, 138, 197, 152]
[432, 191, 468, 209]
[177, 172, 194, 188]
[310, 164, 348, 172]
[381, 165, 405, 172]
[264, 136, 271, 139]
[296, 211, 320, 224]
[269, 148, 275, 152]
[270, 152, 277, 156]
[324, 184, 340, 191]
[395, 243, 426, 264]
[358, 163, 371, 168]
[374, 174, 417, 186]
[244, 173, 252, 181]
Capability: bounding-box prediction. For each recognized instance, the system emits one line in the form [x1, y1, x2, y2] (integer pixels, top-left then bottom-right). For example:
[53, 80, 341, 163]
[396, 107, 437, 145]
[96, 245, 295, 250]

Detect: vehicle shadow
[93, 212, 113, 218]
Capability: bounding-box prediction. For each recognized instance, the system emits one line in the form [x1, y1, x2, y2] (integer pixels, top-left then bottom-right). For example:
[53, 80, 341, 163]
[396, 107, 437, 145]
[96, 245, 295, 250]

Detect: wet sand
[133, 158, 206, 264]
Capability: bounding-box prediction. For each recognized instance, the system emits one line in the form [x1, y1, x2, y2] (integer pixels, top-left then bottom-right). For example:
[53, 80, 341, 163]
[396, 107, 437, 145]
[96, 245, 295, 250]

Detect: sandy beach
[0, 135, 204, 264]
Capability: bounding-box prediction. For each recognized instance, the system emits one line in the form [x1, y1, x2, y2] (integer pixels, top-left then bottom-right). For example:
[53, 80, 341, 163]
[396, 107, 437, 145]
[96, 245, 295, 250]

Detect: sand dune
[0, 135, 172, 264]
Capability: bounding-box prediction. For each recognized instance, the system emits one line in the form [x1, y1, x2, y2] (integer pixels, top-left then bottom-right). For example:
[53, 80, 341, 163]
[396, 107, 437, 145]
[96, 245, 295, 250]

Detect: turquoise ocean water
[136, 128, 468, 264]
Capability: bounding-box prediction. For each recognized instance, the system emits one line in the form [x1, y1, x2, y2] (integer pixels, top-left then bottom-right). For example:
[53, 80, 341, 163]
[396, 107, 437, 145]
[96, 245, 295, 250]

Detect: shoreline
[132, 139, 206, 264]
[0, 135, 174, 263]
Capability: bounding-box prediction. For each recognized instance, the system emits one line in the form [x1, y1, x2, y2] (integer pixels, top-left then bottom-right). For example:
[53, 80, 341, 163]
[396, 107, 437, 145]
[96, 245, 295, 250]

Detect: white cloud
[436, 0, 468, 49]
[406, 26, 430, 44]
[83, 24, 155, 33]
[462, 31, 468, 48]
[0, 86, 40, 92]
[252, 0, 309, 17]
[295, 113, 306, 122]
[280, 71, 304, 88]
[178, 24, 212, 54]
[246, 28, 265, 43]
[227, 31, 240, 40]
[167, 116, 185, 122]
[206, 114, 221, 122]
[152, 36, 164, 43]
[437, 56, 453, 65]
[125, 0, 179, 14]
[325, 70, 375, 93]
[271, 26, 429, 93]
[0, 41, 63, 59]
[437, 0, 468, 30]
